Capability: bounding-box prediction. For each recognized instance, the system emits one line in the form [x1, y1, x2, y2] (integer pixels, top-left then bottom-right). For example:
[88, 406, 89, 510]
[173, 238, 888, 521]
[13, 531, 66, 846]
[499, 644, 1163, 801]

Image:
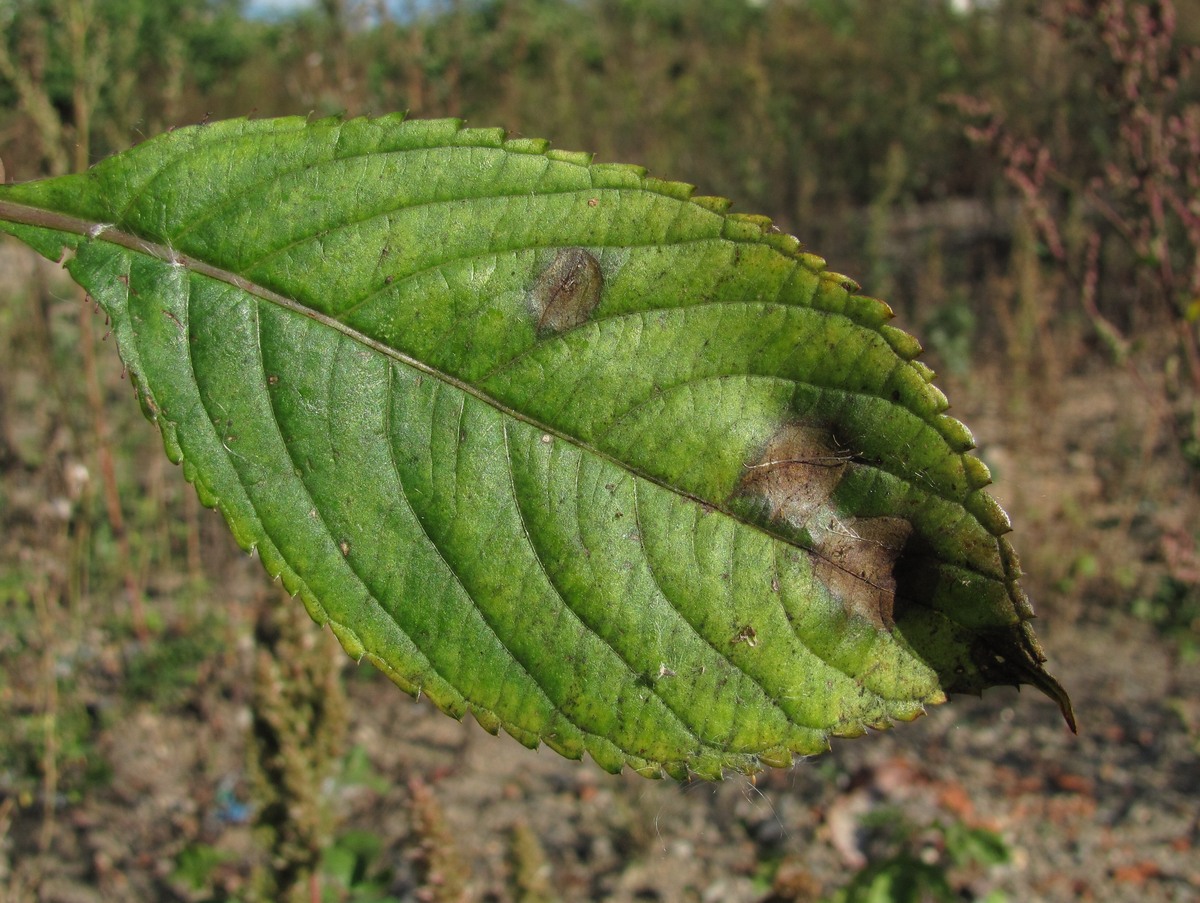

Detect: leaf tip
[969, 621, 1075, 733]
[1023, 663, 1077, 734]
[1060, 693, 1079, 734]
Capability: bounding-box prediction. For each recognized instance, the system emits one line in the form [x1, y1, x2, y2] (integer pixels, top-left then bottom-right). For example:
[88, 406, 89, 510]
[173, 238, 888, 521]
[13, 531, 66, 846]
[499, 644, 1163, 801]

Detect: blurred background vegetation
[3, 0, 1198, 347]
[2, 1, 1199, 901]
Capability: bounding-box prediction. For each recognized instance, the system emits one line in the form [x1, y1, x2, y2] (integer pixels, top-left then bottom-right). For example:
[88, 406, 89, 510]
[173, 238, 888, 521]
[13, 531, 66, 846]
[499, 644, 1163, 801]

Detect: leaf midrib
[0, 197, 1001, 614]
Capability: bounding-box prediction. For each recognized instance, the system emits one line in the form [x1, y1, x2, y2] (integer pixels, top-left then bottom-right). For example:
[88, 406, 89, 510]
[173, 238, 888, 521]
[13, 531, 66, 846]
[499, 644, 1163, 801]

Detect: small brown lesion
[731, 624, 758, 647]
[530, 247, 603, 335]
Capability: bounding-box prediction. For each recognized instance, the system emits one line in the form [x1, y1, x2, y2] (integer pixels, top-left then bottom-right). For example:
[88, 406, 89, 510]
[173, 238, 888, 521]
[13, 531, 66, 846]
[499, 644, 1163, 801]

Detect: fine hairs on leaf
[0, 115, 1074, 779]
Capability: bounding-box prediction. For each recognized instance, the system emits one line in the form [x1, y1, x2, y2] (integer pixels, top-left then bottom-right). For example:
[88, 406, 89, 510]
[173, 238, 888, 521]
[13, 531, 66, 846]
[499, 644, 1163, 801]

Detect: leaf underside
[0, 115, 1073, 778]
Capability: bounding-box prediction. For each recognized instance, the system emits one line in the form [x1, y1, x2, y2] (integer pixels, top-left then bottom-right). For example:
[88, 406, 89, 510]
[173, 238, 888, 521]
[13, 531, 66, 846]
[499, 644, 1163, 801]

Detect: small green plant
[827, 812, 1011, 903]
[122, 612, 229, 708]
[338, 744, 391, 796]
[320, 830, 402, 903]
[1133, 575, 1200, 660]
[0, 695, 111, 806]
[172, 843, 235, 900]
[248, 598, 347, 901]
[923, 296, 977, 378]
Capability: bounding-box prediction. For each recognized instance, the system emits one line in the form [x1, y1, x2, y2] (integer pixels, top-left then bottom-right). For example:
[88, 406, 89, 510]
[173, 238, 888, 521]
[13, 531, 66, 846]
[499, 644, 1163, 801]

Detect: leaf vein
[502, 423, 715, 754]
[631, 479, 827, 737]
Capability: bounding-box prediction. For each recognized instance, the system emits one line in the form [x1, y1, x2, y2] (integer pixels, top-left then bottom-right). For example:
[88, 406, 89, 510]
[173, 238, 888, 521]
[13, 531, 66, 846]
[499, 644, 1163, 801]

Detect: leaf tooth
[911, 360, 937, 383]
[295, 590, 331, 628]
[757, 747, 794, 769]
[472, 707, 503, 736]
[542, 733, 585, 762]
[329, 621, 366, 660]
[309, 112, 347, 128]
[450, 126, 507, 148]
[963, 454, 993, 490]
[502, 136, 551, 155]
[887, 365, 949, 420]
[721, 217, 769, 242]
[966, 489, 1013, 535]
[929, 384, 950, 413]
[388, 117, 464, 144]
[663, 761, 690, 781]
[584, 737, 629, 775]
[642, 176, 696, 201]
[880, 324, 923, 361]
[1009, 582, 1036, 621]
[826, 271, 861, 293]
[634, 761, 668, 779]
[182, 461, 220, 509]
[362, 652, 422, 700]
[690, 195, 732, 214]
[688, 758, 726, 781]
[726, 212, 774, 231]
[368, 652, 475, 722]
[843, 294, 895, 328]
[998, 535, 1024, 579]
[545, 148, 594, 166]
[374, 110, 410, 126]
[831, 721, 868, 739]
[934, 415, 977, 453]
[798, 251, 828, 270]
[762, 232, 803, 256]
[891, 701, 936, 723]
[504, 721, 548, 751]
[589, 162, 649, 189]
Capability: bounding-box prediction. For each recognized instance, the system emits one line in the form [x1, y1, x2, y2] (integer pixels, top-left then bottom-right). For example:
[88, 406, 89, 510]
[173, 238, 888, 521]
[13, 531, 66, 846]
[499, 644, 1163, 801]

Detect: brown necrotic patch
[739, 424, 851, 527]
[530, 247, 603, 334]
[811, 516, 912, 630]
[739, 423, 912, 631]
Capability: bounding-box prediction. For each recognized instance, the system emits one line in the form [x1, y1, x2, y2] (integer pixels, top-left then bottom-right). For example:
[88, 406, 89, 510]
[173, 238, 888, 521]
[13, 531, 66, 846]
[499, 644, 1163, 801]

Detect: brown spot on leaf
[731, 624, 758, 647]
[741, 422, 914, 631]
[530, 247, 603, 334]
[740, 424, 851, 527]
[812, 516, 912, 630]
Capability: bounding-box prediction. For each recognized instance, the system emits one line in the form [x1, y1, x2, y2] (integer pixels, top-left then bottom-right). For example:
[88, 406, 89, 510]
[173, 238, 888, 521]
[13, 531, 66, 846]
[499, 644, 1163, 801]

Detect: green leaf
[0, 115, 1073, 778]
